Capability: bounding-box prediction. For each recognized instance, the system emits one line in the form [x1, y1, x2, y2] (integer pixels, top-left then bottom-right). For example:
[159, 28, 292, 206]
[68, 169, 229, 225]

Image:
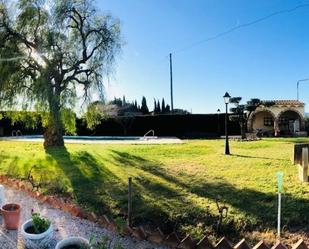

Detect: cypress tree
[162, 98, 166, 113]
[166, 104, 171, 113]
[154, 99, 157, 113]
[157, 99, 161, 113]
[141, 96, 149, 114]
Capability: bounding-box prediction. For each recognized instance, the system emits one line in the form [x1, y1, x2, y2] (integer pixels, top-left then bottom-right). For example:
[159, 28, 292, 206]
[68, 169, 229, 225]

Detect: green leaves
[230, 97, 242, 105]
[61, 108, 76, 135]
[0, 0, 121, 145]
[3, 111, 41, 129]
[83, 103, 104, 130]
[89, 235, 124, 249]
[31, 212, 50, 234]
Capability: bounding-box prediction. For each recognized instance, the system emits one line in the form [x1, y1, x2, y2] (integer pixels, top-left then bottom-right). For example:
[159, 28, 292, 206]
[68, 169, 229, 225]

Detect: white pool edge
[0, 136, 183, 144]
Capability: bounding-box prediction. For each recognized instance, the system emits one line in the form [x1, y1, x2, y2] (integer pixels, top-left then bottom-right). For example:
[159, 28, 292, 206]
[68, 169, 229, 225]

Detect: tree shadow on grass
[230, 154, 286, 161]
[108, 150, 245, 236]
[45, 147, 126, 216]
[190, 180, 309, 232]
[108, 149, 309, 237]
[45, 147, 218, 236]
[109, 150, 189, 189]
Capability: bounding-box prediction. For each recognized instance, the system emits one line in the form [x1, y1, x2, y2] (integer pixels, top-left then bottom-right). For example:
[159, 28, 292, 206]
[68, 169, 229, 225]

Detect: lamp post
[297, 78, 309, 100]
[223, 92, 231, 155]
[217, 109, 221, 135]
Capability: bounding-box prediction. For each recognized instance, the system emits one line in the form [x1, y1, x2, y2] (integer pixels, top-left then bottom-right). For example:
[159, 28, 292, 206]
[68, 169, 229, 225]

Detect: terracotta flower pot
[1, 203, 21, 230]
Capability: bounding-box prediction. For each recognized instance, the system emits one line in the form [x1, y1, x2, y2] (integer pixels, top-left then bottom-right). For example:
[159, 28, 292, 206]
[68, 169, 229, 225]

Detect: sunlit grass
[0, 138, 308, 241]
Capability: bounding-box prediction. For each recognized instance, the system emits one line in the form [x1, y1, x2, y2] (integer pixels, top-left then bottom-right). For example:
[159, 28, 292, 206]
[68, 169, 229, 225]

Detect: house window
[264, 117, 274, 126]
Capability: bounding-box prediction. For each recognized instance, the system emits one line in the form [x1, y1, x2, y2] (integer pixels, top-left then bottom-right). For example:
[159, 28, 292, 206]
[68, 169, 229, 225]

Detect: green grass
[0, 138, 308, 241]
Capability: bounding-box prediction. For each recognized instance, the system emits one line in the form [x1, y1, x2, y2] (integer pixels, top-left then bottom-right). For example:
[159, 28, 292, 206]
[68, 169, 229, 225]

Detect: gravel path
[0, 185, 168, 249]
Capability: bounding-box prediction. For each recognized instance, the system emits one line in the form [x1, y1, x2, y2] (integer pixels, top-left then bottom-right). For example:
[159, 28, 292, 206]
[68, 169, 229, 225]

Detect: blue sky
[98, 0, 309, 113]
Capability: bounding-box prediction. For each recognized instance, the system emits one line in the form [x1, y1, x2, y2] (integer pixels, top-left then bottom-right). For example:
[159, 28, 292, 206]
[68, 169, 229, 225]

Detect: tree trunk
[240, 124, 246, 139]
[44, 91, 64, 148]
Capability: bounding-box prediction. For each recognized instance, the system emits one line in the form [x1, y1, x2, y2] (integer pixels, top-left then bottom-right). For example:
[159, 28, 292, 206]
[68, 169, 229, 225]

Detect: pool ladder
[141, 130, 156, 140]
[11, 130, 22, 136]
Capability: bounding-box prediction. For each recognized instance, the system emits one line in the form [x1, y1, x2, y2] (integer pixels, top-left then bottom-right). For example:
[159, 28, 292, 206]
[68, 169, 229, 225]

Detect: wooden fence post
[299, 148, 308, 182]
[128, 177, 132, 227]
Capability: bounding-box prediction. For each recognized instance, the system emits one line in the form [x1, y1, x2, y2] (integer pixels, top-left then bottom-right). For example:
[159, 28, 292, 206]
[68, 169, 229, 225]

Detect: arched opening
[277, 109, 305, 136]
[248, 110, 276, 136]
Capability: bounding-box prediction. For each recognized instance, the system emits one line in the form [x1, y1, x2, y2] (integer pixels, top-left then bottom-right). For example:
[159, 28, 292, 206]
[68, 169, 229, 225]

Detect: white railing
[11, 130, 22, 137]
[140, 130, 158, 140]
[143, 130, 155, 138]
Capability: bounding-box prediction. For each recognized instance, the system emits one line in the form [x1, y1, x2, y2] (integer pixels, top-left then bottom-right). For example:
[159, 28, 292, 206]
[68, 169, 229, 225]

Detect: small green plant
[32, 212, 50, 234]
[114, 217, 126, 234]
[89, 235, 124, 249]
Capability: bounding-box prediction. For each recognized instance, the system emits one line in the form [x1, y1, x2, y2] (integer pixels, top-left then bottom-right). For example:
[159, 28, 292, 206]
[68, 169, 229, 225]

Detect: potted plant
[55, 237, 90, 249]
[21, 212, 53, 249]
[1, 203, 21, 230]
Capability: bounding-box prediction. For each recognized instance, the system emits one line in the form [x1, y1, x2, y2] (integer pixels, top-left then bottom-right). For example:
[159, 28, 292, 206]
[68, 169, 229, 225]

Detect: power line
[174, 3, 309, 54]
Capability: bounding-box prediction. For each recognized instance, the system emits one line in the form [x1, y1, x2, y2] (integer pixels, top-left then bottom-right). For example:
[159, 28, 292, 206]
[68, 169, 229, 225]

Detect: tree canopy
[230, 97, 274, 138]
[0, 0, 121, 146]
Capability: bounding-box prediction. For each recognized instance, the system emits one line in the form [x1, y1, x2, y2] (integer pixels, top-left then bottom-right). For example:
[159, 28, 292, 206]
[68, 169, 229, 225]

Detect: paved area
[0, 136, 183, 144]
[0, 185, 167, 249]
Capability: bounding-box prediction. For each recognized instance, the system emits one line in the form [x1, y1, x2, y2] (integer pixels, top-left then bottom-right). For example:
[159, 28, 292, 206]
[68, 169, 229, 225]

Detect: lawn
[0, 138, 308, 243]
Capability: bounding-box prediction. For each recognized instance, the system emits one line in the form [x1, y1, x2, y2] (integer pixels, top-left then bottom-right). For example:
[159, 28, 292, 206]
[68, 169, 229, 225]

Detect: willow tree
[0, 0, 121, 147]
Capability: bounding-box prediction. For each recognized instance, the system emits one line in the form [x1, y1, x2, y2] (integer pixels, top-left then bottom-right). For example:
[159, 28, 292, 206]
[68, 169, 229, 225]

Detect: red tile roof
[263, 100, 305, 106]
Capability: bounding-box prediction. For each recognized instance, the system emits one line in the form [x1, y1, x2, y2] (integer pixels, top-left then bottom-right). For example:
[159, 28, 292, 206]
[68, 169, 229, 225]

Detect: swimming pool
[0, 135, 183, 144]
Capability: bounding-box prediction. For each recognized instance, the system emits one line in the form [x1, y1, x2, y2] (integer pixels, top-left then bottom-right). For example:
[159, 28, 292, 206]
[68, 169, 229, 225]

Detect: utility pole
[169, 53, 174, 112]
[297, 78, 309, 100]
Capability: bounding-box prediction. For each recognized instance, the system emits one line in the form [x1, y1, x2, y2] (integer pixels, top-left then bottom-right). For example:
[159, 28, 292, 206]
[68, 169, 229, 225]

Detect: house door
[293, 119, 300, 133]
